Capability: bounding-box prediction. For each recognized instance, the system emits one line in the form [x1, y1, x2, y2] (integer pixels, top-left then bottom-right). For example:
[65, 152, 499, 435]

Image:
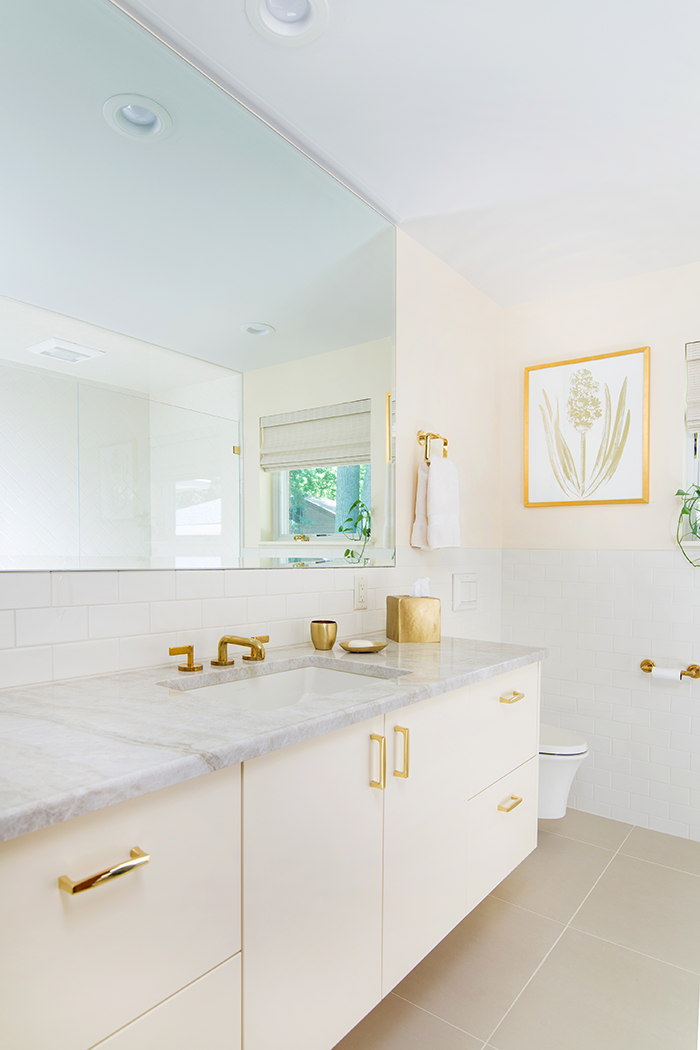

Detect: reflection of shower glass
[175, 478, 222, 536]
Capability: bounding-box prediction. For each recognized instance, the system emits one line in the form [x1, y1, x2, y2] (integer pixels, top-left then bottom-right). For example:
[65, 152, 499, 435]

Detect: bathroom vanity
[0, 637, 544, 1050]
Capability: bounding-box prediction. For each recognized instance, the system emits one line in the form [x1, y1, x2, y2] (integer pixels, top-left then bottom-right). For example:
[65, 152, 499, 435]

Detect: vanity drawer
[464, 664, 539, 797]
[96, 953, 241, 1050]
[465, 756, 538, 914]
[0, 765, 241, 1050]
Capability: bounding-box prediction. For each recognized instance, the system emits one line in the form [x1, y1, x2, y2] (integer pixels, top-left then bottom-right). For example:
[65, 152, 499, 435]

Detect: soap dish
[340, 640, 388, 654]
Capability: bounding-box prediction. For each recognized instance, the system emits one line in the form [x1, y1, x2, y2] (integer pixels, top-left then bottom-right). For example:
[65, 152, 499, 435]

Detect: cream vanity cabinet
[242, 662, 540, 1050]
[0, 765, 241, 1050]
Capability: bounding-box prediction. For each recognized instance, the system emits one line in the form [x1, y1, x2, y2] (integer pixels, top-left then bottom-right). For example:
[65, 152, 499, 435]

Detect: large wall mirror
[0, 0, 395, 571]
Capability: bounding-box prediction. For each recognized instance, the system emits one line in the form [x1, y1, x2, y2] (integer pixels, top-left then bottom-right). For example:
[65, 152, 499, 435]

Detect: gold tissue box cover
[386, 596, 441, 643]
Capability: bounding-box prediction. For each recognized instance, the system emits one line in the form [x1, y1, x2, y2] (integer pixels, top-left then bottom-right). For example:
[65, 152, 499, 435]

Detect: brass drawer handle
[500, 691, 524, 704]
[393, 725, 410, 779]
[370, 733, 386, 790]
[59, 847, 150, 894]
[498, 795, 523, 813]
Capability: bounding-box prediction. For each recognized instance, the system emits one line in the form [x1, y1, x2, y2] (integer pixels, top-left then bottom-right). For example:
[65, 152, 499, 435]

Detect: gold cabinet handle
[370, 733, 386, 790]
[58, 847, 150, 894]
[498, 795, 523, 813]
[500, 691, 524, 704]
[393, 725, 410, 779]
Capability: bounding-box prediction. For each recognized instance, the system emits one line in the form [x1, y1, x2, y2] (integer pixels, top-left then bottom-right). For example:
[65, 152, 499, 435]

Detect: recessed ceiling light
[103, 94, 172, 142]
[245, 0, 328, 45]
[241, 323, 275, 336]
[26, 338, 106, 364]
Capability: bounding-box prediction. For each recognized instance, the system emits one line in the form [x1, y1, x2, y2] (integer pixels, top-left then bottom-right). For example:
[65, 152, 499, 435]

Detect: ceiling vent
[26, 338, 106, 364]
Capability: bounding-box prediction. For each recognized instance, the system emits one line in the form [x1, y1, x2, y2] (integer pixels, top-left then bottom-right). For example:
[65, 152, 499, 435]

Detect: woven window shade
[687, 342, 700, 432]
[260, 399, 371, 472]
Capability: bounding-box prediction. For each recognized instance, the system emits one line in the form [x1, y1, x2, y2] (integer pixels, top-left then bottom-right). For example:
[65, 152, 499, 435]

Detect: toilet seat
[539, 724, 588, 756]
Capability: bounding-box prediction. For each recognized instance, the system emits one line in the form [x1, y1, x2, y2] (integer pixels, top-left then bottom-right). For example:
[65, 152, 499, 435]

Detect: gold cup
[310, 620, 337, 650]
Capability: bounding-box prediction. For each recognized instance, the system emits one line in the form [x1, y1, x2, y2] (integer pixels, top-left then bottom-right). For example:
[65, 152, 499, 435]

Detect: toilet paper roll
[650, 666, 682, 681]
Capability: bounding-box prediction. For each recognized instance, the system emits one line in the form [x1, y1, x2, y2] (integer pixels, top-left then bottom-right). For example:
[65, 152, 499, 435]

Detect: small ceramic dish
[339, 640, 388, 654]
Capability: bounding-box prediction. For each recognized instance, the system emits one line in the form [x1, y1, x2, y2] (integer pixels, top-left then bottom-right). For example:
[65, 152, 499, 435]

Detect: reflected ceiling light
[26, 338, 106, 364]
[246, 0, 328, 45]
[266, 0, 309, 22]
[103, 94, 172, 142]
[241, 323, 275, 336]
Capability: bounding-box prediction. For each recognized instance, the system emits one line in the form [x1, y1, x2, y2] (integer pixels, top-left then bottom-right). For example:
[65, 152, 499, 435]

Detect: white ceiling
[118, 0, 700, 305]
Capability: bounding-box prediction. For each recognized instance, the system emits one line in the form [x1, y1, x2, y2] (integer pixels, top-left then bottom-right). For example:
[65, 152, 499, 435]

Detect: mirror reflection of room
[0, 0, 395, 571]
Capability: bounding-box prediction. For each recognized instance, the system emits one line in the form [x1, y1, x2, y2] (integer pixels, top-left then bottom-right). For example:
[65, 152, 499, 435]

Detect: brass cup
[310, 620, 337, 650]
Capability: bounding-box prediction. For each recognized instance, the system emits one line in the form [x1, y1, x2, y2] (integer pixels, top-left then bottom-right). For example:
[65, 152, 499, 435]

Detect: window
[260, 399, 371, 540]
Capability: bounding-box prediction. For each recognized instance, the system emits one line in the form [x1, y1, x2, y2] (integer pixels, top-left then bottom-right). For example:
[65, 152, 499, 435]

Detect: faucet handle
[169, 645, 203, 673]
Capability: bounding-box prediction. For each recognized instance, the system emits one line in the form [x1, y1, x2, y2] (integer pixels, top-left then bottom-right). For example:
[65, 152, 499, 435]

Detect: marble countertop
[0, 634, 546, 843]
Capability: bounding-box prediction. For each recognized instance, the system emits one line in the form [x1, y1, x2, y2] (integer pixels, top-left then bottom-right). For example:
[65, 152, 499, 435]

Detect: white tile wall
[503, 548, 700, 842]
[0, 548, 500, 690]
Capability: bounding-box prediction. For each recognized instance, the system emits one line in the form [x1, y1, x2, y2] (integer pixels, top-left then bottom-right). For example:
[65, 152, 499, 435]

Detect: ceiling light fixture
[241, 323, 275, 336]
[26, 338, 106, 364]
[245, 0, 328, 45]
[103, 94, 172, 142]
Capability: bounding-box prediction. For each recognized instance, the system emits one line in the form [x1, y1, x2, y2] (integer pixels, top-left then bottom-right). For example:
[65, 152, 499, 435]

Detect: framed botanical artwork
[525, 346, 649, 507]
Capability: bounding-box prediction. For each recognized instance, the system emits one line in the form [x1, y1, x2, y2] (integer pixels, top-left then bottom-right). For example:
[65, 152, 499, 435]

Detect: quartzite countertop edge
[0, 635, 547, 842]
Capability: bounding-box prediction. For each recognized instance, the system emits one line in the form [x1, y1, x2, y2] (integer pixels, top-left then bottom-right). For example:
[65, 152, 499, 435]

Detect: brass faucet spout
[211, 635, 269, 666]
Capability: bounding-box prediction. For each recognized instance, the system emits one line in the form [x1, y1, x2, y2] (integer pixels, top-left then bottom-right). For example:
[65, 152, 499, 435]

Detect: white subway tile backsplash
[119, 570, 176, 604]
[53, 639, 120, 680]
[52, 572, 118, 607]
[16, 606, 88, 647]
[119, 632, 177, 670]
[0, 573, 51, 610]
[0, 646, 52, 687]
[0, 611, 14, 649]
[150, 600, 201, 634]
[201, 597, 249, 629]
[175, 570, 224, 601]
[247, 594, 287, 624]
[224, 569, 267, 597]
[89, 603, 150, 640]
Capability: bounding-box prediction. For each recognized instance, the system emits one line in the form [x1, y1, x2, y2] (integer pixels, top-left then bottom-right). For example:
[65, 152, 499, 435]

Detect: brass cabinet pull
[500, 691, 524, 704]
[393, 725, 410, 779]
[58, 847, 150, 894]
[370, 734, 386, 790]
[498, 795, 523, 813]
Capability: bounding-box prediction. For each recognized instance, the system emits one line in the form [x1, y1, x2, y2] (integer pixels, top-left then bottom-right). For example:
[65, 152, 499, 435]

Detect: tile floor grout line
[389, 991, 485, 1041]
[483, 823, 637, 1047]
[567, 927, 700, 978]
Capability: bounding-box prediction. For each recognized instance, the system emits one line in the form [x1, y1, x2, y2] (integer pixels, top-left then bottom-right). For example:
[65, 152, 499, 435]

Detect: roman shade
[686, 341, 700, 432]
[259, 399, 371, 472]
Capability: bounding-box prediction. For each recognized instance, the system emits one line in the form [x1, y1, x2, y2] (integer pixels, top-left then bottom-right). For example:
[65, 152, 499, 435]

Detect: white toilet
[538, 724, 589, 819]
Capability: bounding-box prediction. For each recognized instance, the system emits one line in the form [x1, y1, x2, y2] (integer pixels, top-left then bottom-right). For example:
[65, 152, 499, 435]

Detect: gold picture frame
[524, 346, 649, 508]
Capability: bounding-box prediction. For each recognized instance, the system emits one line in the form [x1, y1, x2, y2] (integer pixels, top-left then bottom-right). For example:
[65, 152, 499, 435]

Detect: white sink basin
[187, 665, 396, 711]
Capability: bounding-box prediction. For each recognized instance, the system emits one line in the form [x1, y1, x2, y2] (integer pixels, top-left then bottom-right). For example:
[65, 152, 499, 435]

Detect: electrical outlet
[354, 574, 368, 610]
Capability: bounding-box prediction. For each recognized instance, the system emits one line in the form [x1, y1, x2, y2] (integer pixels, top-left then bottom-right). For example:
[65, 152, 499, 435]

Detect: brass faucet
[211, 635, 269, 666]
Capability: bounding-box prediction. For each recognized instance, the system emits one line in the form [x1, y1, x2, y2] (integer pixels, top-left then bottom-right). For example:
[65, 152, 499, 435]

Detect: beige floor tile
[489, 929, 699, 1050]
[539, 807, 632, 849]
[394, 896, 563, 1042]
[332, 992, 484, 1050]
[490, 830, 614, 923]
[620, 825, 700, 876]
[571, 852, 700, 973]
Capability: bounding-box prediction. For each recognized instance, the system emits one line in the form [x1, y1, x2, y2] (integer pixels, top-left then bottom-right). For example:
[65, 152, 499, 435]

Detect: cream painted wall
[502, 261, 700, 549]
[242, 338, 394, 552]
[395, 229, 504, 550]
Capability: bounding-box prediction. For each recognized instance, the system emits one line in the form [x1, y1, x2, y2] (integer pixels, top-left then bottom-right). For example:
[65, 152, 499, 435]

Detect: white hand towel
[410, 459, 429, 549]
[426, 457, 461, 548]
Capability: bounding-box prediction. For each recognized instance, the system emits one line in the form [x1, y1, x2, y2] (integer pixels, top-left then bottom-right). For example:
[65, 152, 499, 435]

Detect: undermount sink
[184, 665, 398, 711]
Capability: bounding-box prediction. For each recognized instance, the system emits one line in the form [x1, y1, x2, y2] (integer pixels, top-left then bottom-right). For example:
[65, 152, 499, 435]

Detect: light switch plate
[453, 572, 477, 611]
